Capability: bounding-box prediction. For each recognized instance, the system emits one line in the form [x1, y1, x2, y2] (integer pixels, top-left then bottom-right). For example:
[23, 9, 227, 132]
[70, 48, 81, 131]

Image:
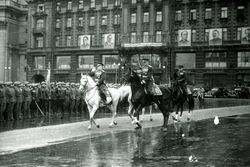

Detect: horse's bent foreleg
[89, 105, 99, 129]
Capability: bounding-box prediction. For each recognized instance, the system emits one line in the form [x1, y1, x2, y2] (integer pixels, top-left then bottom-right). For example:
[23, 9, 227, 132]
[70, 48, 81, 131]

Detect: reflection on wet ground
[0, 98, 250, 132]
[1, 114, 250, 166]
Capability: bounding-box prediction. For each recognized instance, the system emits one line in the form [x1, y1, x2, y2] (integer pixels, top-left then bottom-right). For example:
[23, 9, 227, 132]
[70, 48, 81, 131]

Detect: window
[56, 56, 71, 69]
[101, 16, 107, 25]
[114, 14, 120, 24]
[237, 27, 242, 40]
[143, 32, 149, 42]
[34, 56, 45, 69]
[36, 37, 43, 48]
[90, 16, 95, 26]
[66, 36, 72, 46]
[67, 1, 72, 10]
[205, 52, 227, 68]
[90, 0, 95, 8]
[156, 31, 162, 42]
[176, 53, 196, 69]
[221, 7, 228, 18]
[67, 18, 72, 27]
[56, 19, 60, 28]
[56, 2, 61, 11]
[156, 11, 162, 22]
[102, 0, 107, 7]
[190, 9, 197, 20]
[238, 52, 250, 67]
[131, 32, 136, 43]
[237, 6, 245, 18]
[78, 55, 94, 69]
[131, 13, 136, 24]
[78, 17, 84, 26]
[144, 0, 149, 4]
[175, 10, 182, 21]
[132, 0, 136, 4]
[116, 33, 120, 44]
[36, 19, 44, 29]
[55, 36, 60, 47]
[192, 30, 196, 42]
[131, 54, 161, 69]
[114, 0, 121, 6]
[102, 55, 119, 69]
[79, 0, 83, 9]
[222, 28, 228, 40]
[143, 12, 149, 23]
[101, 34, 105, 45]
[205, 8, 212, 19]
[205, 29, 209, 41]
[91, 35, 95, 46]
[37, 4, 44, 12]
[175, 31, 178, 42]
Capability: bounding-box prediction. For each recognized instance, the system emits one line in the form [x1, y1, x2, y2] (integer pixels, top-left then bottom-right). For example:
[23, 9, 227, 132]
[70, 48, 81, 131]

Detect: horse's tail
[188, 94, 195, 111]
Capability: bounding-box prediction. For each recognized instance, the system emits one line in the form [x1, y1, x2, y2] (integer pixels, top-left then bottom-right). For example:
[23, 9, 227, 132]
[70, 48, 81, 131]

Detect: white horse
[79, 74, 133, 130]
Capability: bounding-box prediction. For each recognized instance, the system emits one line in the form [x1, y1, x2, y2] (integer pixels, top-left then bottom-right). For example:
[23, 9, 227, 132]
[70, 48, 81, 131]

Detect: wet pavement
[0, 98, 250, 132]
[0, 114, 250, 167]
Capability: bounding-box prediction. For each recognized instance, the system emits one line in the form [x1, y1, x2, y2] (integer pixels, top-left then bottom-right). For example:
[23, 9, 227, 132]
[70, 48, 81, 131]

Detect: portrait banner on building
[209, 28, 222, 46]
[104, 34, 115, 49]
[178, 29, 191, 46]
[241, 27, 250, 44]
[79, 35, 91, 50]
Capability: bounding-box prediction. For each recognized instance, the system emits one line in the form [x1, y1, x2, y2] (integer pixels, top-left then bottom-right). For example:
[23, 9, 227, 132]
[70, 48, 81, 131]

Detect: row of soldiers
[0, 81, 87, 121]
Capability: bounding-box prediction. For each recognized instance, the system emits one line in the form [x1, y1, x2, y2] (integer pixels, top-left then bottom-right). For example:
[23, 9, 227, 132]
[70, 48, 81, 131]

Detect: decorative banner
[241, 27, 250, 44]
[178, 29, 191, 46]
[209, 28, 222, 45]
[104, 34, 115, 49]
[79, 35, 91, 49]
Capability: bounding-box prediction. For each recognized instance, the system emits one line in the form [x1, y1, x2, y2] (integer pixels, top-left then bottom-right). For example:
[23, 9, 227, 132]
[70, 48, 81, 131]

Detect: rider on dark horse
[173, 65, 189, 97]
[89, 63, 112, 105]
[136, 58, 162, 97]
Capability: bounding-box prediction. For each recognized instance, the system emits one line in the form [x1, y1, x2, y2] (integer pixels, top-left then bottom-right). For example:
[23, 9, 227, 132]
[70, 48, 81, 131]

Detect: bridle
[80, 75, 98, 104]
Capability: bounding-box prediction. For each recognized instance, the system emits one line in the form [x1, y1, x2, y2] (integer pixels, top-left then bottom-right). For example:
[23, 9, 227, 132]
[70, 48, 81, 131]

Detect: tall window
[131, 32, 136, 43]
[132, 0, 136, 4]
[36, 19, 44, 29]
[66, 36, 72, 46]
[116, 33, 120, 44]
[190, 9, 197, 20]
[101, 34, 105, 45]
[90, 0, 95, 8]
[34, 56, 45, 69]
[222, 28, 228, 40]
[56, 19, 60, 28]
[221, 7, 228, 18]
[131, 54, 161, 69]
[36, 37, 43, 48]
[56, 56, 71, 69]
[67, 18, 72, 27]
[205, 29, 209, 41]
[156, 31, 162, 42]
[78, 55, 94, 69]
[143, 12, 149, 23]
[205, 8, 212, 19]
[56, 2, 61, 11]
[156, 11, 162, 22]
[102, 0, 107, 7]
[78, 17, 83, 26]
[55, 36, 60, 47]
[192, 30, 196, 42]
[102, 55, 119, 69]
[131, 13, 136, 23]
[237, 6, 245, 18]
[37, 4, 44, 12]
[79, 0, 83, 9]
[91, 35, 95, 46]
[90, 16, 95, 26]
[238, 52, 250, 67]
[205, 52, 227, 68]
[114, 14, 120, 24]
[143, 32, 149, 42]
[144, 0, 149, 4]
[114, 0, 121, 6]
[175, 10, 182, 21]
[67, 1, 72, 10]
[101, 16, 107, 25]
[237, 28, 242, 40]
[176, 53, 196, 69]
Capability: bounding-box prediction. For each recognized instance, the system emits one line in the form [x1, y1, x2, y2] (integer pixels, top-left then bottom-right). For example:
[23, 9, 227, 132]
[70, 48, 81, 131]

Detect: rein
[80, 76, 98, 105]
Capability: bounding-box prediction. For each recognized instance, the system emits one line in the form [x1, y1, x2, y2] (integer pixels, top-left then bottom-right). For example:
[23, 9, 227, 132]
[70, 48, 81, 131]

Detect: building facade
[26, 0, 250, 87]
[0, 0, 28, 82]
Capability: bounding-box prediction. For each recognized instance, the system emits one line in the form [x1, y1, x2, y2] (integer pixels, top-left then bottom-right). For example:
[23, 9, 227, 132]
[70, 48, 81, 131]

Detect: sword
[35, 101, 45, 117]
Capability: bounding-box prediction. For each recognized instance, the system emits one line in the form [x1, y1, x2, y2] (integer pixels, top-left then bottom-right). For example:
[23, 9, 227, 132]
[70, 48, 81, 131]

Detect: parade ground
[0, 105, 250, 156]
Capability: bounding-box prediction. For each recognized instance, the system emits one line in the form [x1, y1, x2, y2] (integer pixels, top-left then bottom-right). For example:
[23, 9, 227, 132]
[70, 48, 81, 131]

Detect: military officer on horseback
[173, 65, 190, 95]
[137, 58, 162, 96]
[89, 63, 112, 105]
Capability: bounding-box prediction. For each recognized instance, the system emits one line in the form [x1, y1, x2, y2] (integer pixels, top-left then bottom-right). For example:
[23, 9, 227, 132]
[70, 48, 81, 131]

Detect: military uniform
[14, 82, 23, 120]
[40, 83, 49, 115]
[0, 82, 7, 121]
[69, 83, 76, 114]
[75, 84, 81, 114]
[6, 82, 16, 121]
[23, 82, 32, 119]
[173, 66, 189, 95]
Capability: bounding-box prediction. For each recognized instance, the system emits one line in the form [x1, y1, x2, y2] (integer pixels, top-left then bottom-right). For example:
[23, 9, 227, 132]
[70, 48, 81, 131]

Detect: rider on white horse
[89, 63, 112, 105]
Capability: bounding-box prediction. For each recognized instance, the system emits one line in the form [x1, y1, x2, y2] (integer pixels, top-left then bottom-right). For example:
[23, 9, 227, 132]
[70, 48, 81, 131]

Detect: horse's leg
[179, 104, 183, 122]
[133, 105, 142, 129]
[87, 105, 93, 130]
[127, 102, 134, 122]
[89, 105, 100, 129]
[140, 107, 145, 122]
[109, 103, 118, 127]
[149, 105, 153, 121]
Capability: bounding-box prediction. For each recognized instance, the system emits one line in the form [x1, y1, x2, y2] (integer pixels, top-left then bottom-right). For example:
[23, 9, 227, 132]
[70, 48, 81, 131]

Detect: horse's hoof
[140, 119, 143, 122]
[172, 116, 178, 121]
[88, 125, 91, 130]
[187, 117, 191, 121]
[150, 118, 153, 121]
[96, 125, 100, 128]
[135, 126, 142, 130]
[162, 128, 167, 132]
[108, 124, 113, 128]
[113, 121, 118, 125]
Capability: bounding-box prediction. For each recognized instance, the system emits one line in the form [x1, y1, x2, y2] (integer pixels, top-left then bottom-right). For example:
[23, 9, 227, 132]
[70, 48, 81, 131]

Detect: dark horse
[172, 81, 195, 121]
[124, 67, 173, 131]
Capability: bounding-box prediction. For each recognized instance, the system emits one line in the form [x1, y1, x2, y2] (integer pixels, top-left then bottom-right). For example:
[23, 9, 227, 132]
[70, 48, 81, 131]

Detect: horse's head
[79, 73, 88, 90]
[122, 66, 141, 85]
